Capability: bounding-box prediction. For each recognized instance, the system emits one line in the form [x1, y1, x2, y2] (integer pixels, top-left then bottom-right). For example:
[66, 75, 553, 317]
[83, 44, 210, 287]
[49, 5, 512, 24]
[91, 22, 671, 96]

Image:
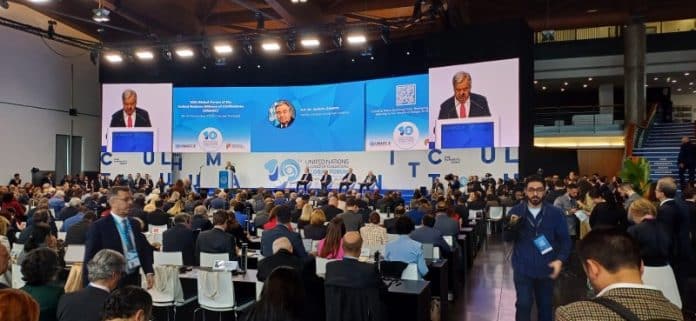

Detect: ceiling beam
[94, 0, 177, 35]
[324, 0, 413, 15]
[264, 0, 329, 26]
[206, 8, 279, 24]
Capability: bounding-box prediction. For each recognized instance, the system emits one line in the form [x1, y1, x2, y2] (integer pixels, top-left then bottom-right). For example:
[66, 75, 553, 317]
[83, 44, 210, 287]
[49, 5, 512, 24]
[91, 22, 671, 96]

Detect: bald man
[0, 245, 9, 289]
[325, 232, 381, 288]
[256, 237, 304, 282]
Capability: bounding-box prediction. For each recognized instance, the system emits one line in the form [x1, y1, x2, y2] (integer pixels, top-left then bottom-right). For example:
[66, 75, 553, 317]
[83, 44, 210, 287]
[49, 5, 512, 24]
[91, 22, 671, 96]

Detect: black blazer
[195, 228, 237, 265]
[57, 285, 110, 321]
[256, 249, 304, 282]
[109, 107, 152, 127]
[362, 174, 376, 184]
[65, 220, 91, 245]
[627, 219, 671, 266]
[678, 143, 696, 167]
[147, 210, 171, 227]
[342, 173, 357, 183]
[437, 94, 491, 119]
[58, 207, 79, 221]
[84, 215, 154, 285]
[657, 199, 693, 263]
[162, 224, 196, 266]
[260, 224, 307, 257]
[303, 224, 327, 241]
[325, 258, 384, 321]
[299, 173, 313, 182]
[321, 174, 332, 185]
[589, 202, 628, 230]
[321, 205, 343, 221]
[191, 215, 213, 231]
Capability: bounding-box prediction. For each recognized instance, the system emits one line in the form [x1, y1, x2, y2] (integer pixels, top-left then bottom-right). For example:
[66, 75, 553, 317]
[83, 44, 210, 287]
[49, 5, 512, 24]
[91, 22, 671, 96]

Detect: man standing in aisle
[504, 176, 571, 321]
[678, 136, 696, 189]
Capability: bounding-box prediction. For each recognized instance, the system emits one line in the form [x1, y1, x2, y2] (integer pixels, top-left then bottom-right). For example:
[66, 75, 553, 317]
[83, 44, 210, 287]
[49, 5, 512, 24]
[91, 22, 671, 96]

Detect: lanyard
[526, 206, 544, 236]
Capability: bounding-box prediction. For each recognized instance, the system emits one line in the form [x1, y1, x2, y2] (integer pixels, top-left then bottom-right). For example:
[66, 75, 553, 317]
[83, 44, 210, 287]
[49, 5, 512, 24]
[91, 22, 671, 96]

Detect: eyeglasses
[525, 187, 545, 194]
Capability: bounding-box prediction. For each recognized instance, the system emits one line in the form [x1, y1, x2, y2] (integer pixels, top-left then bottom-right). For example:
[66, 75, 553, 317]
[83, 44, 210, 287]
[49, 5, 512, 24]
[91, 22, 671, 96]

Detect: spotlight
[541, 30, 555, 42]
[104, 52, 123, 63]
[690, 82, 694, 86]
[560, 88, 565, 92]
[262, 41, 281, 52]
[47, 20, 56, 39]
[214, 43, 233, 55]
[677, 88, 682, 92]
[654, 77, 659, 81]
[300, 37, 320, 48]
[89, 49, 99, 65]
[685, 72, 691, 76]
[92, 8, 110, 23]
[242, 38, 253, 55]
[286, 33, 296, 51]
[380, 26, 390, 44]
[588, 77, 593, 81]
[534, 80, 538, 84]
[28, 0, 51, 2]
[255, 12, 265, 29]
[135, 50, 154, 60]
[175, 48, 194, 58]
[0, 0, 8, 9]
[563, 81, 568, 86]
[672, 79, 678, 83]
[582, 84, 588, 88]
[347, 34, 366, 45]
[541, 86, 547, 90]
[291, 0, 307, 2]
[332, 31, 343, 48]
[161, 48, 173, 61]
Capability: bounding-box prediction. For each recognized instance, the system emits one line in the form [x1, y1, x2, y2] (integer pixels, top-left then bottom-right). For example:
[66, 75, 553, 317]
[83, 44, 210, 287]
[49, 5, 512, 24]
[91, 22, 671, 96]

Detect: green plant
[619, 157, 652, 196]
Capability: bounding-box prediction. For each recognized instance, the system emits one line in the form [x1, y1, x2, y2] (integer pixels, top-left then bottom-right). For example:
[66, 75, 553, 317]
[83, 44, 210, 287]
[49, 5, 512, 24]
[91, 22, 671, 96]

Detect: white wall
[0, 4, 100, 180]
[672, 94, 696, 108]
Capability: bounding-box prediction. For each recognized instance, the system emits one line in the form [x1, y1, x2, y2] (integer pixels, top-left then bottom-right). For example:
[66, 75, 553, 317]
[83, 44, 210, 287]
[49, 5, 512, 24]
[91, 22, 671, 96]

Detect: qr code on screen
[396, 84, 416, 106]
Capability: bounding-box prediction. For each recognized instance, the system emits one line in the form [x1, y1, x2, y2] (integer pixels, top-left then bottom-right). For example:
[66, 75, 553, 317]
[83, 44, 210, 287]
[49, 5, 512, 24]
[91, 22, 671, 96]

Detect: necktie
[459, 102, 467, 118]
[120, 219, 135, 252]
[127, 115, 133, 128]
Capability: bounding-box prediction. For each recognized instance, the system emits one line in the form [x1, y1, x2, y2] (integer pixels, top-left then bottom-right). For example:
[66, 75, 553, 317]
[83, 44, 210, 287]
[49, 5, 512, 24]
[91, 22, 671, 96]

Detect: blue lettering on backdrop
[162, 153, 182, 171]
[428, 149, 442, 165]
[101, 152, 112, 166]
[408, 162, 420, 177]
[390, 151, 395, 166]
[428, 174, 440, 182]
[143, 152, 155, 165]
[481, 147, 495, 164]
[505, 148, 519, 163]
[207, 153, 221, 166]
[376, 175, 382, 191]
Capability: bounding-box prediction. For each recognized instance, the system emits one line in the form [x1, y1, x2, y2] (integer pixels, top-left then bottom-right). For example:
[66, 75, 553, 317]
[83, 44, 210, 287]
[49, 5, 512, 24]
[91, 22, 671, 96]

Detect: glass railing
[534, 19, 696, 43]
[534, 104, 624, 135]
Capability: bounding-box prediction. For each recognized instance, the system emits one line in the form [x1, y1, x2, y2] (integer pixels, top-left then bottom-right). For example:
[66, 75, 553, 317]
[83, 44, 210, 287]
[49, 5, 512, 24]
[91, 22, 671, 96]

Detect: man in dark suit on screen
[110, 89, 152, 127]
[438, 71, 491, 119]
[296, 167, 313, 193]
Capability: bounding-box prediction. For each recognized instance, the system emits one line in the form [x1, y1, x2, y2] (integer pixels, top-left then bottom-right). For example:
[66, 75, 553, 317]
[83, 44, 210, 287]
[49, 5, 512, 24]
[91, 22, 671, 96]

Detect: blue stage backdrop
[365, 74, 429, 151]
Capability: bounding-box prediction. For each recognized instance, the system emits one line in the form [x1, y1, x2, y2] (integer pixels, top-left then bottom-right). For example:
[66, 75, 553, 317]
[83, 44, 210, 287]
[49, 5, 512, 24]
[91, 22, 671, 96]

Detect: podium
[106, 127, 158, 152]
[435, 116, 500, 149]
[200, 168, 239, 189]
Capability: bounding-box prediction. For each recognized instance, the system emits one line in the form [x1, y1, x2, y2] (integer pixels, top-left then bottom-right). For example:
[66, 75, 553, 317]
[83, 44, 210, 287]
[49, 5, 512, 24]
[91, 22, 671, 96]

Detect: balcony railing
[534, 104, 624, 135]
[534, 19, 696, 44]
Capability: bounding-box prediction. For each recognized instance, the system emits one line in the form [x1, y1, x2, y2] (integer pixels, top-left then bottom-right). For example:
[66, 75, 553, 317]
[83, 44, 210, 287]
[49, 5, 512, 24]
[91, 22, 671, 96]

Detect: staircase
[632, 122, 695, 182]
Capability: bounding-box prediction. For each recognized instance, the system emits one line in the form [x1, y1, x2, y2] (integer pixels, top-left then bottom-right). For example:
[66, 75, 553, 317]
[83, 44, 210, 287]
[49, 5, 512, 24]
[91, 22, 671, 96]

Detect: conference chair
[55, 219, 63, 232]
[57, 232, 67, 241]
[199, 252, 230, 268]
[194, 270, 254, 321]
[154, 251, 183, 266]
[302, 239, 313, 253]
[64, 245, 85, 264]
[422, 243, 435, 260]
[401, 263, 419, 280]
[148, 251, 192, 321]
[487, 206, 505, 234]
[150, 224, 168, 246]
[315, 257, 337, 278]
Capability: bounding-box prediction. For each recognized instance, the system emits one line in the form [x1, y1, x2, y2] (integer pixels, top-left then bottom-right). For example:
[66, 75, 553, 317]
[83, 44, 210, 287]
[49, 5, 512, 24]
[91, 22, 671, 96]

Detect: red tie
[459, 102, 467, 118]
[127, 115, 133, 128]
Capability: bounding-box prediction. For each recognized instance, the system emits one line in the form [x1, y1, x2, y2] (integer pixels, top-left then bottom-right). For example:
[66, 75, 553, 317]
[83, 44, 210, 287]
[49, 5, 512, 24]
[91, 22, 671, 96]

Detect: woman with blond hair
[297, 203, 313, 230]
[303, 209, 327, 241]
[627, 198, 681, 308]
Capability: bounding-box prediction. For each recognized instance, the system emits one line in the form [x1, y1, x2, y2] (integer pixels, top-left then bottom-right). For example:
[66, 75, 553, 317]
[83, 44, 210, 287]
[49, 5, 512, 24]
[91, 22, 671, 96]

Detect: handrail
[624, 123, 636, 157]
[632, 103, 659, 153]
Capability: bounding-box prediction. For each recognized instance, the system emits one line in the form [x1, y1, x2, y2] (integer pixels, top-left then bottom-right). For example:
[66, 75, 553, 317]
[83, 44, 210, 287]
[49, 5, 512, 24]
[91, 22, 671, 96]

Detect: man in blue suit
[438, 71, 491, 119]
[260, 206, 307, 258]
[84, 186, 154, 288]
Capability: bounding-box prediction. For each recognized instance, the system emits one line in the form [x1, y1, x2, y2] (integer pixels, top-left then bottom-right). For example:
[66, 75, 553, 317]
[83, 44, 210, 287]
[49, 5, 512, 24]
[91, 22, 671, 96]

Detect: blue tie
[120, 219, 135, 252]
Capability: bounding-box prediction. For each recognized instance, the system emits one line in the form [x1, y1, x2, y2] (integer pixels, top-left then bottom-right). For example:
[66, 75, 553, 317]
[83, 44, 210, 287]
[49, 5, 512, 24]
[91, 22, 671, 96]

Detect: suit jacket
[433, 213, 460, 237]
[57, 206, 79, 221]
[260, 224, 307, 258]
[320, 174, 332, 185]
[657, 199, 693, 263]
[409, 226, 452, 255]
[195, 228, 237, 265]
[84, 215, 154, 284]
[256, 249, 304, 282]
[341, 173, 357, 183]
[339, 211, 364, 232]
[326, 257, 382, 289]
[191, 215, 213, 231]
[57, 285, 110, 321]
[321, 205, 343, 221]
[555, 287, 682, 321]
[65, 220, 91, 245]
[109, 107, 152, 127]
[437, 94, 491, 119]
[362, 174, 376, 184]
[325, 257, 384, 321]
[678, 142, 696, 167]
[299, 173, 313, 182]
[162, 224, 196, 266]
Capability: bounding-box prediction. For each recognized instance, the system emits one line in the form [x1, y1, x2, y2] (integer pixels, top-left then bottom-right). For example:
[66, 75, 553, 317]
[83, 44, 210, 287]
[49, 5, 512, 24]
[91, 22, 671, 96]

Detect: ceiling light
[582, 84, 588, 88]
[300, 38, 320, 48]
[563, 81, 568, 86]
[541, 86, 547, 90]
[534, 80, 538, 84]
[135, 50, 154, 60]
[586, 9, 598, 13]
[0, 0, 9, 9]
[213, 44, 233, 55]
[560, 88, 565, 92]
[28, 0, 51, 3]
[92, 8, 110, 22]
[291, 0, 307, 2]
[346, 34, 367, 44]
[262, 41, 281, 51]
[104, 53, 123, 63]
[654, 77, 659, 81]
[672, 79, 678, 83]
[667, 77, 671, 82]
[685, 72, 691, 76]
[175, 48, 194, 58]
[677, 88, 682, 92]
[690, 82, 694, 86]
[588, 77, 593, 81]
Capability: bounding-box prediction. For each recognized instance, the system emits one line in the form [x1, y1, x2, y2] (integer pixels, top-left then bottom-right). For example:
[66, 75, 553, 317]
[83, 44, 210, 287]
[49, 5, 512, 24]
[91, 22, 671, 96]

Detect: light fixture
[175, 48, 194, 58]
[104, 52, 123, 63]
[690, 82, 694, 86]
[677, 88, 682, 92]
[346, 34, 367, 45]
[300, 38, 320, 48]
[261, 41, 281, 51]
[560, 88, 565, 92]
[406, 51, 411, 55]
[0, 0, 9, 9]
[563, 81, 568, 86]
[135, 50, 154, 60]
[588, 77, 593, 81]
[582, 84, 588, 88]
[291, 0, 307, 3]
[541, 86, 547, 90]
[28, 0, 51, 3]
[672, 79, 678, 83]
[213, 43, 233, 55]
[534, 80, 538, 84]
[257, 64, 261, 69]
[92, 0, 110, 23]
[667, 77, 671, 82]
[685, 72, 691, 76]
[654, 77, 659, 81]
[586, 9, 598, 13]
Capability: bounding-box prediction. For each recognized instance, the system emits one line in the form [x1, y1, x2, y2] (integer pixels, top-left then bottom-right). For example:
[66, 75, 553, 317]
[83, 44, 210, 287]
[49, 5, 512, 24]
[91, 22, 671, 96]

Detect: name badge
[533, 235, 553, 255]
[126, 251, 141, 272]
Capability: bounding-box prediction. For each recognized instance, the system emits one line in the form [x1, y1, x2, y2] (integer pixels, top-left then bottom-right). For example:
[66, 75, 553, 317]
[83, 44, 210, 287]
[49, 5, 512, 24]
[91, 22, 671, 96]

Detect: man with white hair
[49, 190, 66, 214]
[438, 71, 491, 119]
[58, 197, 82, 221]
[109, 89, 152, 127]
[57, 249, 126, 321]
[256, 237, 303, 282]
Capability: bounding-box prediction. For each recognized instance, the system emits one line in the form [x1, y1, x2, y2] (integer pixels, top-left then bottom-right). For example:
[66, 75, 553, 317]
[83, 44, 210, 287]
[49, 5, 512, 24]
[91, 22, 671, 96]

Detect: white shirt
[122, 111, 137, 127]
[528, 206, 542, 219]
[457, 98, 470, 118]
[596, 282, 657, 297]
[110, 213, 136, 255]
[88, 282, 111, 293]
[660, 198, 674, 207]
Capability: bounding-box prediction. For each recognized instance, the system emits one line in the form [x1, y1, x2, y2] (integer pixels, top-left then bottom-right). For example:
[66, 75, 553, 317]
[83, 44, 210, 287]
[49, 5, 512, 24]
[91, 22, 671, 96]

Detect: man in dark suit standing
[65, 212, 97, 245]
[83, 187, 154, 288]
[438, 71, 490, 119]
[359, 171, 377, 194]
[338, 168, 357, 193]
[320, 170, 332, 193]
[109, 89, 152, 127]
[163, 213, 196, 266]
[296, 167, 313, 193]
[58, 249, 125, 321]
[260, 206, 307, 257]
[678, 136, 696, 189]
[256, 237, 304, 282]
[195, 210, 237, 264]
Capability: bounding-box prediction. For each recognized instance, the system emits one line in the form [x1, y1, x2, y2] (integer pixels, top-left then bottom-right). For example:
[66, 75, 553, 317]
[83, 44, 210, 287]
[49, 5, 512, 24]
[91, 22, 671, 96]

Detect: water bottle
[374, 250, 381, 273]
[240, 243, 248, 273]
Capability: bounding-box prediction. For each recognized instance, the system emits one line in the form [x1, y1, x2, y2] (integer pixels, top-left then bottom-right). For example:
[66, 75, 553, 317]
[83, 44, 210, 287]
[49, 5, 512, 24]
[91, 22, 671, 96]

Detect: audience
[321, 196, 343, 221]
[433, 201, 459, 236]
[20, 248, 64, 321]
[555, 228, 683, 321]
[383, 205, 404, 234]
[317, 217, 346, 259]
[64, 211, 96, 245]
[338, 198, 363, 232]
[257, 237, 303, 282]
[195, 210, 237, 264]
[0, 243, 9, 289]
[588, 188, 628, 230]
[18, 223, 58, 265]
[303, 209, 327, 241]
[410, 214, 452, 256]
[260, 206, 307, 258]
[57, 249, 125, 321]
[359, 212, 388, 248]
[190, 205, 213, 231]
[162, 213, 196, 266]
[57, 198, 81, 221]
[0, 288, 40, 321]
[245, 267, 305, 321]
[102, 286, 153, 321]
[384, 216, 428, 278]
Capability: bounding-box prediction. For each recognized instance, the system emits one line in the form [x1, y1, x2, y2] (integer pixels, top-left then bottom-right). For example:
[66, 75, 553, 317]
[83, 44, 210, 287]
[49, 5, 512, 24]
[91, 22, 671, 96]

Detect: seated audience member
[303, 209, 327, 241]
[257, 237, 303, 282]
[433, 201, 459, 236]
[555, 228, 682, 321]
[162, 213, 195, 266]
[410, 214, 452, 256]
[338, 198, 363, 232]
[190, 205, 213, 231]
[21, 248, 64, 321]
[466, 191, 486, 211]
[64, 211, 96, 245]
[588, 188, 628, 230]
[60, 205, 88, 233]
[209, 191, 228, 210]
[3, 192, 26, 219]
[128, 195, 148, 232]
[18, 210, 52, 244]
[317, 217, 346, 259]
[102, 286, 153, 321]
[383, 206, 404, 234]
[385, 216, 428, 278]
[144, 200, 169, 227]
[244, 267, 305, 321]
[297, 202, 313, 230]
[18, 224, 59, 265]
[227, 211, 251, 248]
[321, 196, 343, 221]
[57, 249, 125, 321]
[359, 212, 388, 248]
[232, 201, 250, 228]
[195, 210, 237, 264]
[262, 205, 281, 231]
[453, 197, 469, 223]
[0, 218, 11, 258]
[627, 198, 681, 308]
[406, 202, 428, 226]
[0, 244, 9, 289]
[57, 198, 81, 221]
[253, 200, 274, 228]
[0, 288, 40, 321]
[325, 232, 384, 320]
[260, 206, 307, 258]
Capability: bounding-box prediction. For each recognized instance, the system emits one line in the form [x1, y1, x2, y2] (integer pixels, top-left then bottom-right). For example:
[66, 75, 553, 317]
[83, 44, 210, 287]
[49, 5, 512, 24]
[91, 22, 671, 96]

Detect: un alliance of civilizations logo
[264, 159, 301, 188]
